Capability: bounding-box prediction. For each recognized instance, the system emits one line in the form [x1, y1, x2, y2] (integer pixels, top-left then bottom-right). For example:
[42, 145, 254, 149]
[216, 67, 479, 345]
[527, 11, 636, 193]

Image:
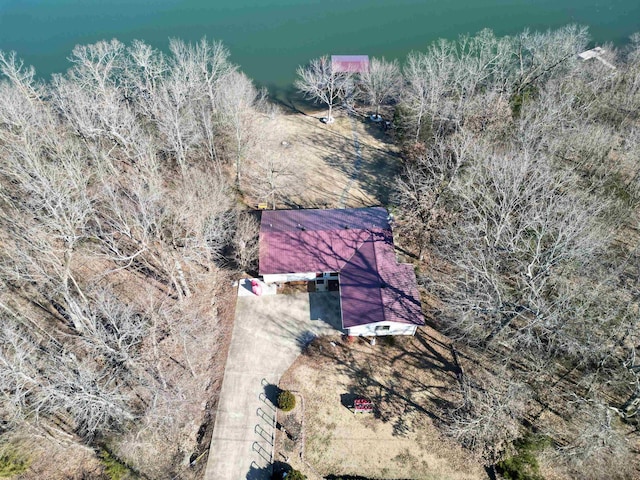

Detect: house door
[315, 277, 327, 292]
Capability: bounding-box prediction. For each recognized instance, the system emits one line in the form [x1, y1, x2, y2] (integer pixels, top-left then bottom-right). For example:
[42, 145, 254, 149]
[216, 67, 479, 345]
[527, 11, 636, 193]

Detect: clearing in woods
[276, 332, 486, 480]
[208, 105, 485, 479]
[250, 103, 402, 209]
[247, 106, 484, 479]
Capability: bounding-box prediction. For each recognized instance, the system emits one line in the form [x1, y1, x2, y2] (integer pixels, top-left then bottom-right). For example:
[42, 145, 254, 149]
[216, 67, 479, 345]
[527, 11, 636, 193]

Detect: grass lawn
[249, 106, 402, 210]
[276, 328, 485, 480]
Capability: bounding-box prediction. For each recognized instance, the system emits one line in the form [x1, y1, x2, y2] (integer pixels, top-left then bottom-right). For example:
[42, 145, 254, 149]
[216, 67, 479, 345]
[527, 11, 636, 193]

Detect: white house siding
[262, 272, 317, 284]
[347, 322, 417, 337]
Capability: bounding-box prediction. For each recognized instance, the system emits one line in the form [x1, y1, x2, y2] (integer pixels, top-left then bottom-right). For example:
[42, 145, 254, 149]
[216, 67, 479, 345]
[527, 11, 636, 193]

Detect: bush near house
[278, 390, 296, 412]
[271, 466, 306, 480]
[287, 469, 306, 480]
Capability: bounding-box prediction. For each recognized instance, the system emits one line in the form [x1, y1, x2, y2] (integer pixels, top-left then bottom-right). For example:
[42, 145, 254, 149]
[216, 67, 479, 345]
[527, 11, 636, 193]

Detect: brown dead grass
[277, 329, 485, 480]
[12, 437, 104, 480]
[250, 105, 402, 209]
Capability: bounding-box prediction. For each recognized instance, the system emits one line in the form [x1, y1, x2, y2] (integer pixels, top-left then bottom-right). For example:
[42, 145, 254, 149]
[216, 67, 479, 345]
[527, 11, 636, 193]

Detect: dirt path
[338, 113, 365, 208]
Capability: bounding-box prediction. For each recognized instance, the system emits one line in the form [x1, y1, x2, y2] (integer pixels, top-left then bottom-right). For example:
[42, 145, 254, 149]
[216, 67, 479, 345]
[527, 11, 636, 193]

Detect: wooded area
[0, 38, 266, 478]
[391, 26, 640, 480]
[1, 24, 640, 479]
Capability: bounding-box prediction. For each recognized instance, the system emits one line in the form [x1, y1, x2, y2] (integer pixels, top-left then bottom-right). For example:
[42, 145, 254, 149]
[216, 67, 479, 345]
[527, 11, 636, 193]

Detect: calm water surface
[1, 0, 639, 93]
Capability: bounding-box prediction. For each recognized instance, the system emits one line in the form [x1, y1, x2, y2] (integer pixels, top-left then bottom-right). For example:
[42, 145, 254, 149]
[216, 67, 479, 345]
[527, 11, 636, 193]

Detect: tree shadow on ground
[290, 109, 402, 204]
[295, 330, 317, 350]
[301, 116, 402, 206]
[246, 461, 271, 480]
[246, 460, 293, 480]
[362, 115, 395, 142]
[484, 465, 498, 480]
[340, 392, 360, 410]
[263, 382, 282, 406]
[308, 292, 343, 331]
[271, 460, 292, 479]
[305, 331, 460, 436]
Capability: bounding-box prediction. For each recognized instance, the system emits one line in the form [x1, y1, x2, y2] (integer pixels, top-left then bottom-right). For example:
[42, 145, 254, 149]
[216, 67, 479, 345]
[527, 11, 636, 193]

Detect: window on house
[375, 325, 391, 333]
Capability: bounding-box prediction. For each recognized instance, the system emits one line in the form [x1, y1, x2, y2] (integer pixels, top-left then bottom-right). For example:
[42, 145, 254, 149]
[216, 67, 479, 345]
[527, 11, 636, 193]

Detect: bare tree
[0, 321, 42, 426]
[218, 70, 263, 187]
[168, 37, 233, 110]
[549, 397, 635, 480]
[393, 131, 472, 258]
[0, 37, 261, 478]
[153, 70, 202, 175]
[245, 153, 302, 209]
[166, 38, 235, 172]
[399, 52, 433, 142]
[447, 370, 529, 465]
[358, 57, 402, 118]
[295, 55, 353, 123]
[232, 212, 260, 273]
[513, 25, 589, 95]
[44, 357, 136, 438]
[395, 26, 640, 479]
[429, 145, 612, 350]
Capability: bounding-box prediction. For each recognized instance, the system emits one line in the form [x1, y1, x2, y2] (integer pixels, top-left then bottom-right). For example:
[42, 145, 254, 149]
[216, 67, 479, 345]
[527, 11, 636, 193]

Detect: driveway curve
[204, 287, 342, 480]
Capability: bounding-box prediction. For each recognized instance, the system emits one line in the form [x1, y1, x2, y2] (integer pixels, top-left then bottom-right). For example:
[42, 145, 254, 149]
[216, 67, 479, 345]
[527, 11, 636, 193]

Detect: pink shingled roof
[260, 207, 389, 274]
[259, 208, 424, 328]
[339, 236, 386, 326]
[331, 55, 370, 73]
[376, 243, 423, 326]
[340, 232, 423, 327]
[260, 228, 371, 274]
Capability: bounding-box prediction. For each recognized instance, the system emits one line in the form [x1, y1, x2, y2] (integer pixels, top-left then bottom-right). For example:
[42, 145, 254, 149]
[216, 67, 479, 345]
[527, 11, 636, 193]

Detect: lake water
[1, 0, 639, 94]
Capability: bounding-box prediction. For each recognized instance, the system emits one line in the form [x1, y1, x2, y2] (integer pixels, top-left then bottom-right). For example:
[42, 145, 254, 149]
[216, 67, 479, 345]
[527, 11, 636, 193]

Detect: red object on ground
[354, 397, 374, 413]
[251, 279, 262, 296]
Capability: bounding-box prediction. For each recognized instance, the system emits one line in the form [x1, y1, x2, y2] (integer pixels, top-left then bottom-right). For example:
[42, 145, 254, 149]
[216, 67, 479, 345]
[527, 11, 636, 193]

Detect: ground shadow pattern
[305, 329, 461, 438]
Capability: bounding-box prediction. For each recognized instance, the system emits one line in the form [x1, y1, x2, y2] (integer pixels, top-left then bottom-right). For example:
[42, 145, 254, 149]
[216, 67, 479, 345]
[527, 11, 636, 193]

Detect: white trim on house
[262, 270, 419, 337]
[347, 321, 417, 337]
[262, 272, 317, 284]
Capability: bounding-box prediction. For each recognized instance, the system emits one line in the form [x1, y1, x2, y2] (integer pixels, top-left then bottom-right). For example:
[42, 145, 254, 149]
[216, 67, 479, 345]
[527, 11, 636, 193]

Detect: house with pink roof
[259, 207, 424, 336]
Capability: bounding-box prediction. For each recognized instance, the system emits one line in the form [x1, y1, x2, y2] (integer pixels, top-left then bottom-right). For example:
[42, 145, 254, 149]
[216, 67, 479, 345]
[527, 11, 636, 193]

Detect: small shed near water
[331, 55, 370, 73]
